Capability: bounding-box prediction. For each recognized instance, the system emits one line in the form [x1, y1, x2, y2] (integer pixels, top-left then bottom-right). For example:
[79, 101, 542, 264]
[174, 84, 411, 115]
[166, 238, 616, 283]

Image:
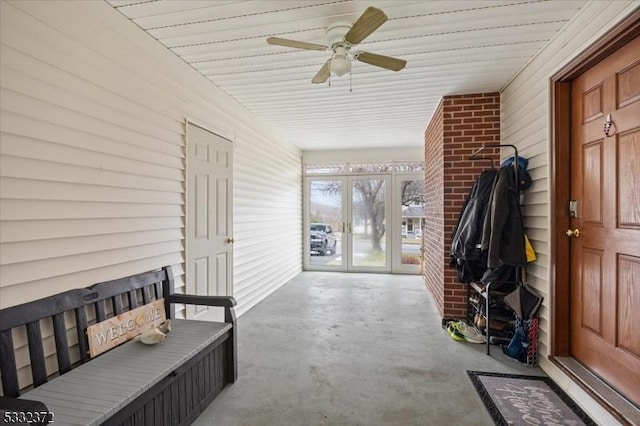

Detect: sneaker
[441, 317, 457, 329]
[456, 322, 486, 344]
[446, 322, 467, 342]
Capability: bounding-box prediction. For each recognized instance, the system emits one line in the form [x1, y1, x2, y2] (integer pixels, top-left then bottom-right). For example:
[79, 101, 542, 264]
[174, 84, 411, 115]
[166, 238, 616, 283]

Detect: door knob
[226, 237, 235, 244]
[566, 229, 580, 237]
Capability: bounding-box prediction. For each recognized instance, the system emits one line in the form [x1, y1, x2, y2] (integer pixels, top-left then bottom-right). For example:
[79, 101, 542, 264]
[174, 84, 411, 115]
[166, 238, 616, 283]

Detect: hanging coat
[481, 166, 526, 269]
[449, 169, 497, 282]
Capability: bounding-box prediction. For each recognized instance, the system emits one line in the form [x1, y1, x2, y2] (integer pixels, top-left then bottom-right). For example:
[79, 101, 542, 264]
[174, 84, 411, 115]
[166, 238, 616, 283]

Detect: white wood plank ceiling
[107, 0, 587, 150]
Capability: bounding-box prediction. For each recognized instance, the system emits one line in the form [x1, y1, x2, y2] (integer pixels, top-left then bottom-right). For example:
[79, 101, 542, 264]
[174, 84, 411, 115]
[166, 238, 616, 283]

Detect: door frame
[550, 10, 640, 420]
[184, 120, 234, 320]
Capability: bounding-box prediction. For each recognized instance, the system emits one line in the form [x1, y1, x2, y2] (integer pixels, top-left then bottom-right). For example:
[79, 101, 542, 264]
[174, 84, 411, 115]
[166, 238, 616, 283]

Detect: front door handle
[566, 229, 580, 238]
[226, 237, 235, 244]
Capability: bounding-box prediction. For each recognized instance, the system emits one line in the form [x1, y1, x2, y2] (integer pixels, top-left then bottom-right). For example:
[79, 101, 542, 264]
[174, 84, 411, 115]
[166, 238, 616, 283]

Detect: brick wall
[423, 93, 500, 319]
[423, 100, 444, 314]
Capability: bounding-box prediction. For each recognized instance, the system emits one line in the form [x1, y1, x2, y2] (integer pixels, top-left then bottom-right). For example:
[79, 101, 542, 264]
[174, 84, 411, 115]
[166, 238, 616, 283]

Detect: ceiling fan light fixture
[330, 45, 351, 77]
[330, 55, 351, 76]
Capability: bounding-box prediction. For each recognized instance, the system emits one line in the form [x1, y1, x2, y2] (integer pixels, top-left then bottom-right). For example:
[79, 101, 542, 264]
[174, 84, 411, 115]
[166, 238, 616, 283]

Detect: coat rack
[469, 144, 519, 194]
[468, 144, 522, 355]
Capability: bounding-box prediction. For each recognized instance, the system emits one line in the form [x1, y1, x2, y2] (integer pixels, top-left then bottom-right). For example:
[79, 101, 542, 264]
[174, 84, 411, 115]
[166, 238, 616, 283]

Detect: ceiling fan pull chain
[349, 69, 352, 93]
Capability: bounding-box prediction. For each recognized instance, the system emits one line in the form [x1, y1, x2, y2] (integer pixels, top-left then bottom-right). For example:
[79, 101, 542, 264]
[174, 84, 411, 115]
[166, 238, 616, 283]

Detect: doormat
[467, 371, 597, 426]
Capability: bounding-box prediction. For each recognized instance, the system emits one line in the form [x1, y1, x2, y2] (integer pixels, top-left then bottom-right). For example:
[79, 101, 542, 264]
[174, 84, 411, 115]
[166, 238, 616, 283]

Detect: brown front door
[569, 35, 640, 405]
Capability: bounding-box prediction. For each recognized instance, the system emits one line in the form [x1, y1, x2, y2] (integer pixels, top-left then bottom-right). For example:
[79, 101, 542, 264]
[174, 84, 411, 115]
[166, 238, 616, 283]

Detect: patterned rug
[467, 371, 597, 426]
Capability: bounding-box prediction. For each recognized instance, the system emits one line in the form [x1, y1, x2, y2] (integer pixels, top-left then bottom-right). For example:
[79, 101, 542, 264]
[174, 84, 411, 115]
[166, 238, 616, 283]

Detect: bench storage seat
[0, 266, 237, 426]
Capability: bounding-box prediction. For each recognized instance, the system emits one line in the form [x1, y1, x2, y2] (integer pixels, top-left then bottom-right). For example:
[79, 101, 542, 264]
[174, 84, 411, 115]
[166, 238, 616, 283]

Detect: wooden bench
[0, 266, 237, 425]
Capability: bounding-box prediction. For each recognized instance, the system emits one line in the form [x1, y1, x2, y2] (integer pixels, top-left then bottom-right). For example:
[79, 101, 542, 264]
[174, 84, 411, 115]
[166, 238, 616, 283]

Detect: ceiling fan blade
[312, 60, 331, 84]
[267, 37, 327, 51]
[355, 51, 406, 71]
[344, 7, 388, 45]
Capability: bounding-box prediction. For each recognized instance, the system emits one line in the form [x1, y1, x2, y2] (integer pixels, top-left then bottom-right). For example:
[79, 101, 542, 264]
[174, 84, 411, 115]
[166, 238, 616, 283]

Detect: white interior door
[186, 122, 233, 320]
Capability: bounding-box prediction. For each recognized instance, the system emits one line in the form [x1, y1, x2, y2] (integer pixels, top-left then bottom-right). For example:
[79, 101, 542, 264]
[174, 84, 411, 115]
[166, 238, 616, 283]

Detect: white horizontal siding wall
[0, 0, 301, 386]
[500, 1, 637, 422]
[233, 130, 302, 317]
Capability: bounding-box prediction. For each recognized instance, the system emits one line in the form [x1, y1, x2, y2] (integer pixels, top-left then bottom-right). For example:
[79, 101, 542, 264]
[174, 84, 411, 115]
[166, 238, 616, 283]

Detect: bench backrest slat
[74, 307, 90, 364]
[163, 269, 176, 319]
[52, 313, 71, 374]
[95, 299, 107, 323]
[0, 329, 19, 397]
[128, 290, 139, 309]
[113, 293, 124, 315]
[26, 321, 47, 387]
[142, 285, 152, 304]
[0, 267, 172, 396]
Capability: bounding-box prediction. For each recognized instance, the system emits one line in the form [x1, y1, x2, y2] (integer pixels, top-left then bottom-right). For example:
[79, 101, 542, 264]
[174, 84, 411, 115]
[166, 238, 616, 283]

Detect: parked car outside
[310, 223, 337, 256]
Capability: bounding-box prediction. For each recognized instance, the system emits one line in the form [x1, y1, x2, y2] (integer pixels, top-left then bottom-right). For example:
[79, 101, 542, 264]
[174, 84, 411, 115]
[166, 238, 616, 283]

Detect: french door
[305, 173, 425, 273]
[304, 175, 391, 272]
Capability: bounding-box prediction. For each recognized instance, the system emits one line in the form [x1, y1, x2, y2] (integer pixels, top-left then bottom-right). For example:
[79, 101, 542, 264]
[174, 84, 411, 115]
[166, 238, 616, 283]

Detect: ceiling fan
[267, 7, 406, 84]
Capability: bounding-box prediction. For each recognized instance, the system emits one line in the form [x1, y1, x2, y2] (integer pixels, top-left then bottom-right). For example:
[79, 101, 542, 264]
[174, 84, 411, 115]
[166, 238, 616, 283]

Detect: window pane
[400, 179, 424, 265]
[309, 180, 343, 266]
[352, 179, 386, 267]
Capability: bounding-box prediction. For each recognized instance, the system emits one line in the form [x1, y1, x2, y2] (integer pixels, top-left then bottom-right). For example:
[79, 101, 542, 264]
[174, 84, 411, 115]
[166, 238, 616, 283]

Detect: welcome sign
[87, 299, 166, 358]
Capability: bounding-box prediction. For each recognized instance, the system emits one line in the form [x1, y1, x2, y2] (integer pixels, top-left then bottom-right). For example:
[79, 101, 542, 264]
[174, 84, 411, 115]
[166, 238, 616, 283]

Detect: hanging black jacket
[450, 169, 497, 282]
[481, 166, 526, 269]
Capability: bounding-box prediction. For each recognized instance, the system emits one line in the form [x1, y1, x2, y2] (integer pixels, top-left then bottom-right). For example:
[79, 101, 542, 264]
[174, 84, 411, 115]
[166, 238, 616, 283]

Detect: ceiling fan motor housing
[325, 22, 352, 48]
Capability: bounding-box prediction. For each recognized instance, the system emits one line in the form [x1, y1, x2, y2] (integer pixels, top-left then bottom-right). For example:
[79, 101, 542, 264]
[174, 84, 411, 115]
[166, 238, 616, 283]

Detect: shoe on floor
[446, 321, 467, 342]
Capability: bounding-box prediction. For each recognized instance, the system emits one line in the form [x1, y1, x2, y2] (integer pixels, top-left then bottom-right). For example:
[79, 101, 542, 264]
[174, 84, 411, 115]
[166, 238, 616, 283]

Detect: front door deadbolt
[569, 200, 579, 218]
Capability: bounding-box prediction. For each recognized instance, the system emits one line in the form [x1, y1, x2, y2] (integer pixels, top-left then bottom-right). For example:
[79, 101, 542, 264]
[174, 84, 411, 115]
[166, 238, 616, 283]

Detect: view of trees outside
[307, 173, 425, 269]
[352, 179, 386, 250]
[400, 180, 424, 206]
[351, 178, 386, 266]
[313, 178, 387, 266]
[309, 180, 342, 225]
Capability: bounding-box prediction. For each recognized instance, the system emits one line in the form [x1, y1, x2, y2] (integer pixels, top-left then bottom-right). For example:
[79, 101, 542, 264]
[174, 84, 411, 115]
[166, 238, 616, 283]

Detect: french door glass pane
[308, 180, 343, 266]
[400, 179, 425, 265]
[351, 179, 386, 267]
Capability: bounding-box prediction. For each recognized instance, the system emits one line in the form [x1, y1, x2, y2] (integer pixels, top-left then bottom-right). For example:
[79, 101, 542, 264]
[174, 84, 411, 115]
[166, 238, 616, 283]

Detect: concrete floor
[194, 272, 544, 426]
